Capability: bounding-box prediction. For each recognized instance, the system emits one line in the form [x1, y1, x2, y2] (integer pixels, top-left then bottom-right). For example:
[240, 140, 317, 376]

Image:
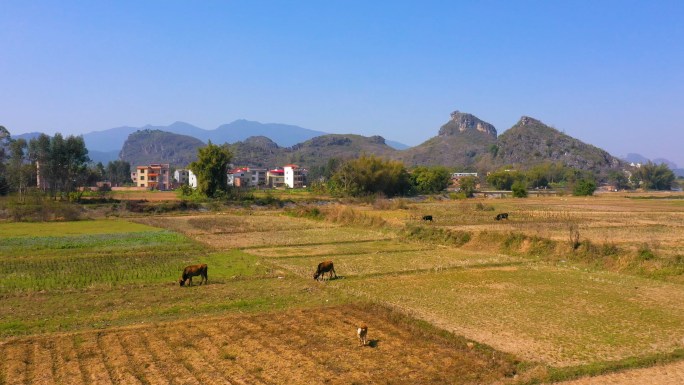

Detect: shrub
[573, 179, 596, 196]
[511, 181, 528, 198]
[637, 244, 656, 261]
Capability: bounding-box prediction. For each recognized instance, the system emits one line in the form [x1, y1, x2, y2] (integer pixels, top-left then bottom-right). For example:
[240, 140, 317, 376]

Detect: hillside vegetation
[119, 129, 205, 167]
[118, 111, 628, 178]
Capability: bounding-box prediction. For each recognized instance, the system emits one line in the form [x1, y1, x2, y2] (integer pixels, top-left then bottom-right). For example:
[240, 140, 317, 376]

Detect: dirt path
[553, 360, 684, 385]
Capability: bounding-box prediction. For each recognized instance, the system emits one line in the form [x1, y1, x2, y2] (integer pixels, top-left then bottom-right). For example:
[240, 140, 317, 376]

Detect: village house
[284, 164, 306, 188]
[250, 168, 268, 187]
[173, 169, 190, 187]
[267, 168, 285, 188]
[135, 163, 171, 190]
[227, 167, 252, 187]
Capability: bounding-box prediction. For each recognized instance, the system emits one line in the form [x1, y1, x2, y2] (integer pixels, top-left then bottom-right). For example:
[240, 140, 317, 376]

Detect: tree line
[0, 127, 131, 199]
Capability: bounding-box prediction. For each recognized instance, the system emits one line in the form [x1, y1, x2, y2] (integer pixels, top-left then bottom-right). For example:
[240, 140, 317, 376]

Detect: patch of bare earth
[0, 304, 517, 385]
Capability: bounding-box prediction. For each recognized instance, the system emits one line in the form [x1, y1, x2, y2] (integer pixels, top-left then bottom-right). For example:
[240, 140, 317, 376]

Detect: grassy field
[2, 194, 684, 384]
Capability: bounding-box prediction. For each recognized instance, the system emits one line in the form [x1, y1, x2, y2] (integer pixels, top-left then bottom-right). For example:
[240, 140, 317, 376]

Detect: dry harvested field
[400, 194, 684, 257]
[0, 305, 515, 385]
[4, 193, 684, 384]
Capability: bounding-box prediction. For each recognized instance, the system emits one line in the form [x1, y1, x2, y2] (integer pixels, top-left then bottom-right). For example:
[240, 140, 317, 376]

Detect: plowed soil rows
[0, 305, 514, 385]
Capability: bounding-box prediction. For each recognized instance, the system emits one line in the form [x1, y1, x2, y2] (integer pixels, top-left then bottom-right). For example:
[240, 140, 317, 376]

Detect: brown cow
[179, 264, 208, 287]
[357, 324, 368, 346]
[313, 260, 337, 281]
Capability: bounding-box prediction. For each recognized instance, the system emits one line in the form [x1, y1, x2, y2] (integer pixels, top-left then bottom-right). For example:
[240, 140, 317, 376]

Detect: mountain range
[14, 112, 682, 178]
[116, 112, 631, 180]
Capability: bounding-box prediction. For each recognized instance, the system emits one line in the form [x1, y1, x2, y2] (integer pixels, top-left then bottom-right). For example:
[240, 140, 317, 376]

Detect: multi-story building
[267, 168, 285, 188]
[136, 163, 171, 190]
[250, 168, 268, 187]
[284, 164, 306, 188]
[174, 169, 190, 186]
[228, 168, 252, 187]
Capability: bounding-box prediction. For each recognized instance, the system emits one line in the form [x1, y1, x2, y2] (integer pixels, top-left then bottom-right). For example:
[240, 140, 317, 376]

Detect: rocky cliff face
[398, 111, 497, 168]
[438, 111, 497, 138]
[494, 116, 624, 173]
[119, 129, 205, 167]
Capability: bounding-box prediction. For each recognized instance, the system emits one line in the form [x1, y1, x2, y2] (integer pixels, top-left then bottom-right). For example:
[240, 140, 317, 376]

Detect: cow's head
[313, 272, 320, 280]
[179, 277, 186, 287]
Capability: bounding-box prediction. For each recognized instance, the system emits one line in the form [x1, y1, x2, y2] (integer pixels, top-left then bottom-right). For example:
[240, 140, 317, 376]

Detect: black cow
[422, 215, 433, 222]
[495, 213, 509, 221]
[313, 260, 338, 281]
[179, 264, 208, 286]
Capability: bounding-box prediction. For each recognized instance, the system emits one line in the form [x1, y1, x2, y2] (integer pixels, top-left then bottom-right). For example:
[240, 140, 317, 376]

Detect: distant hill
[397, 111, 497, 168]
[208, 120, 328, 148]
[89, 150, 119, 164]
[492, 116, 624, 174]
[624, 153, 678, 170]
[385, 140, 410, 150]
[229, 134, 397, 170]
[119, 130, 205, 168]
[14, 132, 44, 142]
[624, 153, 651, 165]
[82, 120, 329, 153]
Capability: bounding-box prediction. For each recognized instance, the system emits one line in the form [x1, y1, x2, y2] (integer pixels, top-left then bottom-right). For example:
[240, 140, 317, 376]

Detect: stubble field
[2, 193, 684, 384]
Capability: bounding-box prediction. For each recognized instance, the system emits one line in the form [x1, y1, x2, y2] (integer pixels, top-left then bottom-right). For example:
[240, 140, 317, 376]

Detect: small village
[131, 163, 308, 190]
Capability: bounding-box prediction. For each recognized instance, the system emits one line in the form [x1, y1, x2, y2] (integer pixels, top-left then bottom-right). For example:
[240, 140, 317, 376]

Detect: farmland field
[2, 193, 684, 384]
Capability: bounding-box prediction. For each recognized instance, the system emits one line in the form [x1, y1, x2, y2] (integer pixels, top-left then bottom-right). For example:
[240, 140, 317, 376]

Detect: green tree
[458, 176, 478, 198]
[189, 141, 233, 197]
[486, 169, 524, 190]
[330, 155, 412, 197]
[308, 158, 341, 182]
[411, 166, 451, 194]
[0, 126, 11, 195]
[27, 133, 89, 199]
[633, 162, 675, 190]
[526, 164, 551, 189]
[573, 179, 596, 196]
[511, 180, 528, 197]
[106, 160, 132, 186]
[7, 138, 32, 200]
[608, 171, 630, 191]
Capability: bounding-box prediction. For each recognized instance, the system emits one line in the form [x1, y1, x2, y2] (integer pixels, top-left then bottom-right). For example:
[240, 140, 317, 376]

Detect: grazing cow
[357, 324, 368, 346]
[422, 215, 433, 222]
[179, 264, 208, 287]
[313, 260, 338, 281]
[495, 213, 509, 221]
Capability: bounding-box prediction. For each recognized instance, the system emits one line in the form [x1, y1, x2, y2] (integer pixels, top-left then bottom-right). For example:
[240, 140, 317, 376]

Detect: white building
[174, 169, 190, 186]
[250, 168, 268, 187]
[284, 164, 306, 188]
[188, 170, 198, 189]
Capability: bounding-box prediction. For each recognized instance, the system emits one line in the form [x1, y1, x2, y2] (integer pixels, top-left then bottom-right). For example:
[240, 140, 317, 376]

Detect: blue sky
[2, 1, 683, 166]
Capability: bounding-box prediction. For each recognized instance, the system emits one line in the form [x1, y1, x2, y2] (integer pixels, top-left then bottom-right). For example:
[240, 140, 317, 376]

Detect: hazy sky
[2, 1, 683, 166]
